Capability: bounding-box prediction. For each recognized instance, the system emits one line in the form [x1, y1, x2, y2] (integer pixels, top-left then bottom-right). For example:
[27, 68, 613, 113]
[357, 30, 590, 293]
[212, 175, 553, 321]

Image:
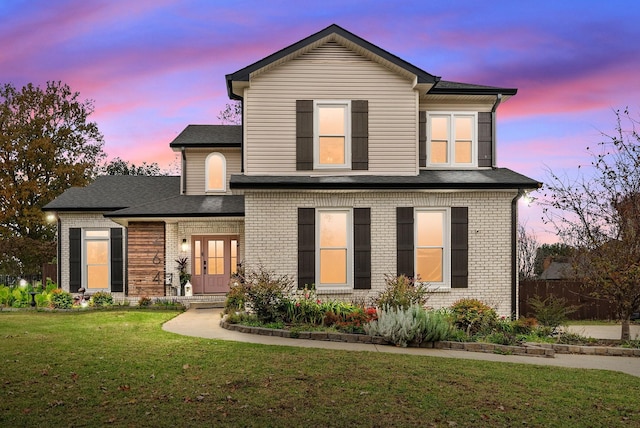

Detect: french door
[190, 235, 238, 294]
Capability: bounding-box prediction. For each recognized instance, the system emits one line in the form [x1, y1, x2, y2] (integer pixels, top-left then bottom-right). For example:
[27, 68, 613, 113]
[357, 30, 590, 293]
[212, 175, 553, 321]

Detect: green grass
[1, 310, 639, 427]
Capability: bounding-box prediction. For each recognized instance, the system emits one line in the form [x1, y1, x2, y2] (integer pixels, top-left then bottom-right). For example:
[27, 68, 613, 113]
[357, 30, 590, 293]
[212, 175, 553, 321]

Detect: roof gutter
[511, 188, 525, 319]
[491, 94, 502, 168]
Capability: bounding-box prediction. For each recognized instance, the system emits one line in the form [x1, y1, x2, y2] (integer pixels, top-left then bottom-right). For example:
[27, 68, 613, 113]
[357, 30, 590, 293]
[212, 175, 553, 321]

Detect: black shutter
[110, 228, 124, 292]
[419, 111, 427, 168]
[352, 100, 368, 170]
[296, 100, 313, 171]
[353, 208, 371, 289]
[478, 112, 492, 167]
[298, 208, 315, 289]
[396, 207, 414, 277]
[69, 228, 81, 293]
[451, 207, 469, 288]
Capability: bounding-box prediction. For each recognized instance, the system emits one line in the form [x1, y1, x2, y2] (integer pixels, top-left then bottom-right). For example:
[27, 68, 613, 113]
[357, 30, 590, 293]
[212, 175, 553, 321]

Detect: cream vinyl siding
[244, 41, 418, 175]
[184, 148, 241, 195]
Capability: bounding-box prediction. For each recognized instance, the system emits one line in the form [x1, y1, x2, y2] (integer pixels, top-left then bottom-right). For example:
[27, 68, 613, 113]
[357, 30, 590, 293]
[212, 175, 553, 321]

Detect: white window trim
[426, 112, 478, 168]
[205, 152, 227, 193]
[313, 100, 351, 169]
[414, 208, 450, 288]
[83, 228, 110, 291]
[315, 208, 353, 290]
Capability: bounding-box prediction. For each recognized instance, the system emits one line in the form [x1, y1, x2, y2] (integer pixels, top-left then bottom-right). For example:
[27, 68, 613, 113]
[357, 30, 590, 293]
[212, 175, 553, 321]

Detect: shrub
[374, 274, 431, 310]
[138, 296, 152, 307]
[243, 266, 293, 323]
[450, 298, 497, 336]
[50, 289, 73, 309]
[512, 317, 538, 335]
[91, 291, 114, 307]
[365, 304, 453, 347]
[527, 295, 578, 335]
[224, 282, 248, 314]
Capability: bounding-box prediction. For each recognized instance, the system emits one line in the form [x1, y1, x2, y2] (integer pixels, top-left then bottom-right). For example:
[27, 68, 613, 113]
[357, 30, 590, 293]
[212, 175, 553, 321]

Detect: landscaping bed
[220, 317, 640, 358]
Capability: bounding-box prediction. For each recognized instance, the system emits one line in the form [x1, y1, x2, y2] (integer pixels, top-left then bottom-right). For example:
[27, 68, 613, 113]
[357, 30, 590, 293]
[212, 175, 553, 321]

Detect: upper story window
[314, 101, 351, 169]
[428, 113, 477, 167]
[205, 152, 226, 192]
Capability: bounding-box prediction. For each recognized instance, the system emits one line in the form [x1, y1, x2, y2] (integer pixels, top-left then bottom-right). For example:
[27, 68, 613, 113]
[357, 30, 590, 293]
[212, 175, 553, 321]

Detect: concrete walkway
[163, 308, 640, 378]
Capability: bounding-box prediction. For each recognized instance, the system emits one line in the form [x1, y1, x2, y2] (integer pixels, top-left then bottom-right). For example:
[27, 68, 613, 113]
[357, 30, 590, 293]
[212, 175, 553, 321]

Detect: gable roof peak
[226, 24, 439, 99]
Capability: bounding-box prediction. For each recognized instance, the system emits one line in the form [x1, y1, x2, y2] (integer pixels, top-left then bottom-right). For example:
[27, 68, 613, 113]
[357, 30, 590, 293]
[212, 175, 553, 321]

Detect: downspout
[181, 147, 187, 195]
[491, 94, 502, 168]
[511, 188, 525, 319]
[57, 217, 61, 288]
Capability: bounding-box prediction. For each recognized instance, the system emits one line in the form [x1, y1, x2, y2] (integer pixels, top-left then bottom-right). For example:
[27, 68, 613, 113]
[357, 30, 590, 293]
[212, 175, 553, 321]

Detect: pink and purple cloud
[2, 0, 639, 243]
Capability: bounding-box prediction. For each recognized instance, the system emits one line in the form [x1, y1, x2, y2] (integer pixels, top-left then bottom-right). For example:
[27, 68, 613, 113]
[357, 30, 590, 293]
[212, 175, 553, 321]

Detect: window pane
[455, 140, 472, 163]
[87, 241, 108, 264]
[319, 212, 347, 247]
[87, 265, 109, 289]
[207, 154, 224, 190]
[320, 249, 347, 283]
[416, 212, 443, 246]
[455, 116, 472, 140]
[430, 141, 447, 164]
[86, 230, 109, 238]
[319, 106, 345, 135]
[194, 240, 201, 275]
[208, 240, 224, 275]
[416, 248, 443, 282]
[319, 137, 345, 164]
[431, 116, 449, 140]
[231, 240, 238, 275]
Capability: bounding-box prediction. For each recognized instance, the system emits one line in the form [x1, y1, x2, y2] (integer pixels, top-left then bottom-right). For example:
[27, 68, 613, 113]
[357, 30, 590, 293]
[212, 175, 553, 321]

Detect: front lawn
[1, 310, 639, 427]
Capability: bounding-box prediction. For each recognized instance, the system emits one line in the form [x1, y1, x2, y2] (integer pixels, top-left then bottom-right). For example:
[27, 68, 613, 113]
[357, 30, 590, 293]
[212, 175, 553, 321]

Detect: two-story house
[44, 24, 540, 315]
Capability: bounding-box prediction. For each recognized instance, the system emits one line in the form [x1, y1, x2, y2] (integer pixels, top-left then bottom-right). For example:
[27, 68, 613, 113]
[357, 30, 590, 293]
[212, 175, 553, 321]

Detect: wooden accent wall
[128, 222, 165, 296]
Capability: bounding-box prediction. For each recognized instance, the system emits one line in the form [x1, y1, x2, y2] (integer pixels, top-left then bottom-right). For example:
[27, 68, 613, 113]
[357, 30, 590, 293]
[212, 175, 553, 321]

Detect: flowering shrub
[91, 291, 114, 307]
[450, 298, 497, 336]
[224, 282, 248, 314]
[243, 267, 294, 323]
[374, 274, 431, 309]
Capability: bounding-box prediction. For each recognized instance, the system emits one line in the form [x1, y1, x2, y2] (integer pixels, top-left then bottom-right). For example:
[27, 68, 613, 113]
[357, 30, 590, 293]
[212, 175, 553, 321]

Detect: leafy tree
[217, 101, 241, 125]
[0, 81, 105, 275]
[102, 157, 162, 176]
[517, 223, 539, 280]
[543, 108, 640, 339]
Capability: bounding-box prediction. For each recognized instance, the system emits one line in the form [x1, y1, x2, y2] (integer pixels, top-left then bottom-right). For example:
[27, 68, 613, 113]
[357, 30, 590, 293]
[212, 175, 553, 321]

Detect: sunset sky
[2, 0, 639, 243]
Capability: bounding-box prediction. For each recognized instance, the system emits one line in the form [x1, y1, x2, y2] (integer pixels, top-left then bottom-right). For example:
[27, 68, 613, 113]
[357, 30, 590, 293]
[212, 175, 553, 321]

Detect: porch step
[190, 301, 225, 309]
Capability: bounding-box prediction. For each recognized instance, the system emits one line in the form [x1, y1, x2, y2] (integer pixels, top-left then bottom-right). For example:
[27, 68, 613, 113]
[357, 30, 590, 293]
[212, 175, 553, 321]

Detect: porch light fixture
[181, 239, 188, 252]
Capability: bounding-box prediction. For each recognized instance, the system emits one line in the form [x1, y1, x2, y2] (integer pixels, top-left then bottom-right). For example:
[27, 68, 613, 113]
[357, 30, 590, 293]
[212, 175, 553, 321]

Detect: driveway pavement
[163, 308, 640, 378]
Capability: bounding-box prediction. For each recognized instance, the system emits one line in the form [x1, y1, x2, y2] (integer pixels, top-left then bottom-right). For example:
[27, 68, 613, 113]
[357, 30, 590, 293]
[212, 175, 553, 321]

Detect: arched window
[205, 152, 226, 192]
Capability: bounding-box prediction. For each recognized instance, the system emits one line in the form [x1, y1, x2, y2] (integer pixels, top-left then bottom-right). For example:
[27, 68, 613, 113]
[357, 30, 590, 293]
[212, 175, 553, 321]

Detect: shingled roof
[428, 80, 517, 96]
[169, 125, 242, 149]
[44, 176, 181, 212]
[230, 168, 541, 190]
[43, 175, 245, 217]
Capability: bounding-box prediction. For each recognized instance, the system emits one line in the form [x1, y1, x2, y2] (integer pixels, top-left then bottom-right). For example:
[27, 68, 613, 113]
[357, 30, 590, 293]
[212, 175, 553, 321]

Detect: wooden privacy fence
[519, 280, 617, 320]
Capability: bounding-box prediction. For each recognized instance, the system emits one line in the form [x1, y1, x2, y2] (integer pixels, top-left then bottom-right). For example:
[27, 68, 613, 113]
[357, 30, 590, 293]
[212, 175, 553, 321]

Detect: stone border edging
[220, 319, 640, 358]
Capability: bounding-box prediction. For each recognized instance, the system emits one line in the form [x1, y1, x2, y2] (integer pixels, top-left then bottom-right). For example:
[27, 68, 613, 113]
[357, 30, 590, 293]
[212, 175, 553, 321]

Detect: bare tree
[217, 101, 241, 125]
[543, 108, 640, 340]
[517, 222, 538, 280]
